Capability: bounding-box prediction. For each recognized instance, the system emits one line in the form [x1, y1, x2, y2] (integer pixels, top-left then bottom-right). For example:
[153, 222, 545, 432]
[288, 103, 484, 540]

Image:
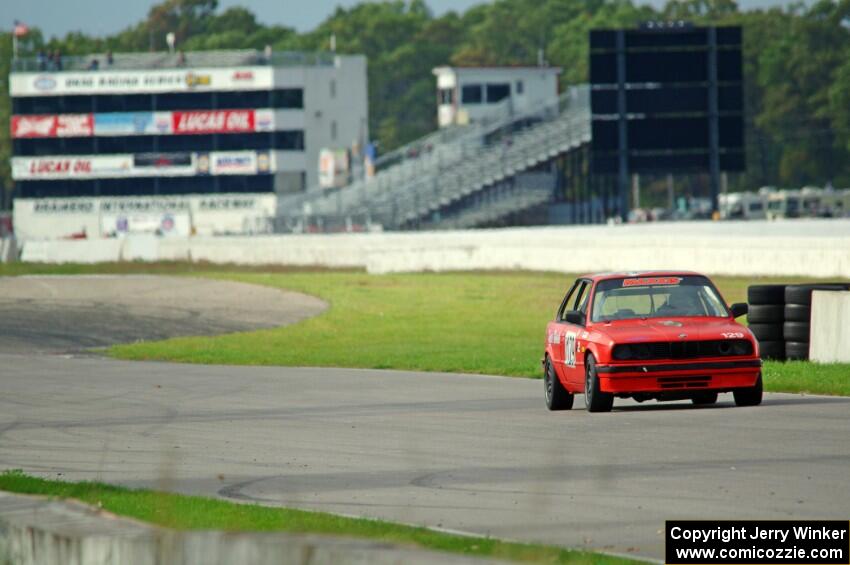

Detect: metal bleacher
[276, 85, 591, 232]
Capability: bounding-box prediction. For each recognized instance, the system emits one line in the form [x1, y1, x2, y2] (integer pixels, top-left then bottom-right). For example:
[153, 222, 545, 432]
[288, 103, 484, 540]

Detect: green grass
[2, 262, 848, 395]
[0, 471, 634, 565]
[112, 270, 564, 376]
[762, 361, 850, 395]
[105, 269, 807, 376]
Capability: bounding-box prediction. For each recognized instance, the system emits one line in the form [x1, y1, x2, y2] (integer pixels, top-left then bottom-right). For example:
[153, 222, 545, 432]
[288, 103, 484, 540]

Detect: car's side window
[575, 281, 592, 314]
[556, 280, 579, 321]
[572, 281, 589, 313]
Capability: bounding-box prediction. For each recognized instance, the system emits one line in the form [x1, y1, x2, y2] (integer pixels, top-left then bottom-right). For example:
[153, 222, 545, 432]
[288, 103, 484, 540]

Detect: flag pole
[12, 32, 18, 60]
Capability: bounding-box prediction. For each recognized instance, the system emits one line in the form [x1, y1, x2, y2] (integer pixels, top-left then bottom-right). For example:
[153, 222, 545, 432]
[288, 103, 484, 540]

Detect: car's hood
[590, 317, 749, 343]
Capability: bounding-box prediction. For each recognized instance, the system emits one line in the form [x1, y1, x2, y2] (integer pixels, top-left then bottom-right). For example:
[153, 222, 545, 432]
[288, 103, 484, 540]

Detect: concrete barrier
[121, 235, 160, 262]
[14, 219, 850, 278]
[21, 239, 123, 264]
[809, 291, 850, 363]
[0, 237, 16, 263]
[0, 492, 508, 565]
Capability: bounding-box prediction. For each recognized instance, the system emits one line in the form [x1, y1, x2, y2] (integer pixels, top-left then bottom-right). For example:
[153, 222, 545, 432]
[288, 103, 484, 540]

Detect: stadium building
[8, 49, 368, 239]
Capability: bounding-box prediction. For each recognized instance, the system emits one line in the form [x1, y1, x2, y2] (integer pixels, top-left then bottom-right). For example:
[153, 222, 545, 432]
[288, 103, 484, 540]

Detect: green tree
[4, 0, 850, 201]
[547, 0, 656, 86]
[754, 1, 850, 185]
[662, 0, 740, 19]
[146, 0, 218, 49]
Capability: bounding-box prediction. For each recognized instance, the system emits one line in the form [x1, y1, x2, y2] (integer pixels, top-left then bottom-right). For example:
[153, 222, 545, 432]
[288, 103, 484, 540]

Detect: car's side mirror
[563, 310, 585, 325]
[730, 303, 748, 318]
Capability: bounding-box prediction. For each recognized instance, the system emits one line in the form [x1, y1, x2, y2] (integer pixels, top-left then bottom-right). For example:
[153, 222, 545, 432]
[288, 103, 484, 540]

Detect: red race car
[543, 271, 762, 412]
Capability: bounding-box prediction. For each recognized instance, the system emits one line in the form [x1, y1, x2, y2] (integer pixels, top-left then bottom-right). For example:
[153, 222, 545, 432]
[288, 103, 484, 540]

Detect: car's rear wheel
[733, 374, 763, 407]
[584, 354, 613, 413]
[544, 357, 574, 411]
[692, 391, 718, 405]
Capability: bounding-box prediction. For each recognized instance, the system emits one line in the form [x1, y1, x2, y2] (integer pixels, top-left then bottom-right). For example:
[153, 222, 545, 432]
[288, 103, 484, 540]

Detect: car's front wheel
[584, 354, 613, 413]
[544, 357, 574, 411]
[733, 374, 763, 407]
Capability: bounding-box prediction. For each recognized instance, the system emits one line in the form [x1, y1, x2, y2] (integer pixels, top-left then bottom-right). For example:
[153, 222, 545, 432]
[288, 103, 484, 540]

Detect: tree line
[2, 0, 850, 202]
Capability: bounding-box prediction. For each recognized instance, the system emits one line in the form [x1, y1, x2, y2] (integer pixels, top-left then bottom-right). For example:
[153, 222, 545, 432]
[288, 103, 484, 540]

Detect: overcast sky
[8, 0, 806, 40]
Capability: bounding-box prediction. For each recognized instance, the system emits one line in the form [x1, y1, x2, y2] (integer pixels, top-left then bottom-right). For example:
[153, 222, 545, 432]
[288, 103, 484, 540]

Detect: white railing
[11, 49, 335, 72]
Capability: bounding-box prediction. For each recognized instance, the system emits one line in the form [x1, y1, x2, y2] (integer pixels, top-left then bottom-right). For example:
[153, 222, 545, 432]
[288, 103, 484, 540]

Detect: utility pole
[632, 173, 640, 210]
[667, 173, 674, 210]
[707, 26, 721, 218]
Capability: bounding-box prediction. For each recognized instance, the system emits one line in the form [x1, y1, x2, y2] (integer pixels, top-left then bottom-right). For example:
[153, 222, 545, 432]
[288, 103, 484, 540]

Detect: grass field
[0, 470, 635, 564]
[2, 262, 848, 395]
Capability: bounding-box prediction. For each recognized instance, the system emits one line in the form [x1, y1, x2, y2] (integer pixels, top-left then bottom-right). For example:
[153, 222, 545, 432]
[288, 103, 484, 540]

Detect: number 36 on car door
[564, 331, 577, 368]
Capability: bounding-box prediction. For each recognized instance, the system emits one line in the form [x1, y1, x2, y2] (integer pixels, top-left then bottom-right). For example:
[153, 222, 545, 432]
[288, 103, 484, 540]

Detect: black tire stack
[747, 283, 850, 362]
[747, 285, 787, 360]
[782, 284, 850, 360]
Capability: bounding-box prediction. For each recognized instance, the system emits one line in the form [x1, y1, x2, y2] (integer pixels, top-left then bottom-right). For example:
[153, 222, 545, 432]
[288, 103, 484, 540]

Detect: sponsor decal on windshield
[622, 277, 682, 287]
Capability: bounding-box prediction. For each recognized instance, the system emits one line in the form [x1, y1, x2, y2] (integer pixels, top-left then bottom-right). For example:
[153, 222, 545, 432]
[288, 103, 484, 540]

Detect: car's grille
[612, 339, 753, 361]
[657, 375, 712, 389]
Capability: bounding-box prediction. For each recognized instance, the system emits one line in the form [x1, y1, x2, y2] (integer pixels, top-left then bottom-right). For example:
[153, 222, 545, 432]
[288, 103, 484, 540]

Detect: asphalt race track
[1, 276, 849, 561]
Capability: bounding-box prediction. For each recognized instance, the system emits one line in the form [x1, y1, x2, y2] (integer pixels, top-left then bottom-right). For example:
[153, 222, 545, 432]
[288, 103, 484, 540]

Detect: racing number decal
[564, 331, 577, 368]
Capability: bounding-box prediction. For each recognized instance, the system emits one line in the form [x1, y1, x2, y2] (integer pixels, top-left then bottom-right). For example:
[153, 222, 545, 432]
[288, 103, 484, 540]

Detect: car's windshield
[590, 275, 729, 322]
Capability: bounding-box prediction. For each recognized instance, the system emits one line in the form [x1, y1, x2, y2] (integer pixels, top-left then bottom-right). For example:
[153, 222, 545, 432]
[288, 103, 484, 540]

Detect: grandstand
[9, 45, 595, 237]
[276, 85, 592, 232]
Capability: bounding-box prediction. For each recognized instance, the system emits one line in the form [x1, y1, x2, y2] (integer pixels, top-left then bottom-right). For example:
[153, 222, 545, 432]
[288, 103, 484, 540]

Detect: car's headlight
[613, 344, 632, 360]
[732, 340, 753, 356]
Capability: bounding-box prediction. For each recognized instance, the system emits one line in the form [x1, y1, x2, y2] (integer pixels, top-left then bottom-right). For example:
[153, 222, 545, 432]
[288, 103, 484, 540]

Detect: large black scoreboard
[589, 23, 744, 214]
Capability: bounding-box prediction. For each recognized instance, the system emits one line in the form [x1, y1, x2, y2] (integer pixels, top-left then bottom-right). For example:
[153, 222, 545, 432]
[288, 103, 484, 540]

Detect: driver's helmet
[665, 285, 702, 313]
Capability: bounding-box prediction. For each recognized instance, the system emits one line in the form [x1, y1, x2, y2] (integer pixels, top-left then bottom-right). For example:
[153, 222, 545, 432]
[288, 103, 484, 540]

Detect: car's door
[552, 279, 590, 389]
[549, 280, 578, 377]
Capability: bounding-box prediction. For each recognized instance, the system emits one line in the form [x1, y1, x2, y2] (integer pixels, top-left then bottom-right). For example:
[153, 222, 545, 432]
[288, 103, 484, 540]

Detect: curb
[0, 492, 509, 565]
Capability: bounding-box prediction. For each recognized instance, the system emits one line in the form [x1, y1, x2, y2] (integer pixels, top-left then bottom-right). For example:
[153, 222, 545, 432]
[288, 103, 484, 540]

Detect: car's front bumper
[595, 359, 762, 394]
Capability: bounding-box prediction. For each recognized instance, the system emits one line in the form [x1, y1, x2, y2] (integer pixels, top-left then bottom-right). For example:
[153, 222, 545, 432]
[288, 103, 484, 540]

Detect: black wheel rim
[585, 363, 592, 399]
[545, 362, 553, 402]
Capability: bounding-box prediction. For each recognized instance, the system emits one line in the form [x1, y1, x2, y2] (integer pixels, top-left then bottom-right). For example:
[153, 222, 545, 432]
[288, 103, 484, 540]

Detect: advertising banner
[14, 194, 277, 241]
[11, 114, 93, 138]
[12, 151, 277, 180]
[12, 155, 133, 180]
[10, 66, 273, 96]
[209, 151, 258, 175]
[133, 152, 193, 169]
[172, 109, 254, 134]
[13, 108, 276, 137]
[254, 109, 274, 132]
[256, 150, 272, 173]
[101, 212, 191, 237]
[318, 148, 350, 188]
[94, 112, 172, 136]
[131, 152, 196, 177]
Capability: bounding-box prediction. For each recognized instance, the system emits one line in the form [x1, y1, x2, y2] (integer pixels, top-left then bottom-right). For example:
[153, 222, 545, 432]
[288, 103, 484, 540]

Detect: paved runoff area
[0, 275, 326, 354]
[0, 275, 848, 561]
